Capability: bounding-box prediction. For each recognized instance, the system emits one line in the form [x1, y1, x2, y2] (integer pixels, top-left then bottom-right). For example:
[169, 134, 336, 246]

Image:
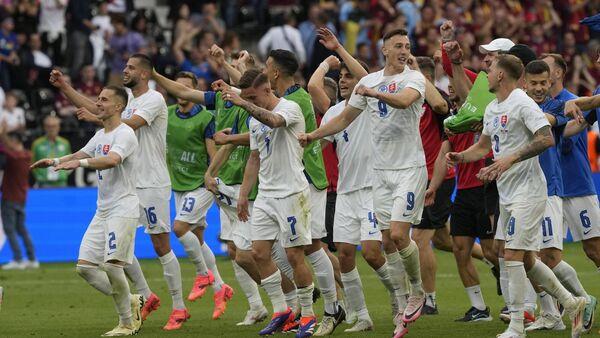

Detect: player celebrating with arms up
[31, 86, 143, 337]
[299, 29, 429, 338]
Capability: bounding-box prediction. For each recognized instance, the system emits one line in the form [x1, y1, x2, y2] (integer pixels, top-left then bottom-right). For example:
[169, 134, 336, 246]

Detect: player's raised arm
[222, 89, 286, 129]
[299, 104, 362, 147]
[444, 41, 472, 102]
[30, 150, 90, 169]
[209, 44, 243, 86]
[307, 55, 340, 115]
[50, 69, 98, 115]
[152, 69, 206, 104]
[237, 150, 260, 222]
[408, 56, 448, 115]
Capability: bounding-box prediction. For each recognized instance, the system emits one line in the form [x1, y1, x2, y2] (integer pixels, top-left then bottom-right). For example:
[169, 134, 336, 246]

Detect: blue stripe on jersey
[555, 89, 597, 197]
[538, 97, 565, 197]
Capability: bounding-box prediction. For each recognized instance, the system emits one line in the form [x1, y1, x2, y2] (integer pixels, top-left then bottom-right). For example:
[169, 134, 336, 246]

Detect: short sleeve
[81, 133, 98, 157]
[133, 94, 166, 126]
[274, 101, 303, 127]
[204, 118, 216, 139]
[348, 78, 367, 110]
[481, 107, 493, 136]
[404, 71, 426, 99]
[110, 128, 138, 160]
[522, 103, 551, 134]
[204, 91, 217, 110]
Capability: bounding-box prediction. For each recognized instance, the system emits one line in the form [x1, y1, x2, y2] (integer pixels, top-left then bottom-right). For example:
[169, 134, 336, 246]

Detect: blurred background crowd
[0, 0, 598, 189]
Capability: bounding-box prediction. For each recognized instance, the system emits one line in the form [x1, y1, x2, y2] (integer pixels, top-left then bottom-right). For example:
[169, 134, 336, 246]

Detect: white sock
[178, 231, 208, 275]
[385, 252, 409, 309]
[465, 285, 486, 311]
[506, 261, 526, 334]
[524, 280, 537, 314]
[201, 242, 224, 291]
[425, 292, 436, 307]
[498, 258, 510, 308]
[398, 241, 423, 296]
[271, 242, 295, 281]
[297, 283, 315, 317]
[76, 264, 112, 296]
[538, 291, 561, 317]
[105, 263, 133, 326]
[261, 270, 287, 313]
[124, 256, 152, 299]
[232, 261, 263, 310]
[284, 290, 299, 314]
[527, 260, 576, 309]
[307, 249, 337, 314]
[159, 251, 185, 310]
[375, 262, 396, 294]
[552, 260, 590, 301]
[341, 268, 370, 321]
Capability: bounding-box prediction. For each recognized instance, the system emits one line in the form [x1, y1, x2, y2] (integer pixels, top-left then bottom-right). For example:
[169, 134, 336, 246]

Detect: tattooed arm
[476, 125, 554, 183]
[222, 89, 286, 128]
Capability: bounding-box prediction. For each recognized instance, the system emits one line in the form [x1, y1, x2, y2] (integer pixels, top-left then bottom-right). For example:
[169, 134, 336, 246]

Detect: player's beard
[123, 77, 138, 88]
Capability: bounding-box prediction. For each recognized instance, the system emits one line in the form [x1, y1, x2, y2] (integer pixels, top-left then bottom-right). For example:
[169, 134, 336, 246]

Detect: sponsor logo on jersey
[378, 85, 388, 93]
[125, 108, 137, 119]
[102, 144, 110, 155]
[500, 115, 508, 128]
[388, 82, 397, 93]
[493, 116, 499, 128]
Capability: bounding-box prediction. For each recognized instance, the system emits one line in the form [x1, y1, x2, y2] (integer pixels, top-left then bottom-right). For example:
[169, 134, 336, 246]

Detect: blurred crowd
[0, 0, 598, 189]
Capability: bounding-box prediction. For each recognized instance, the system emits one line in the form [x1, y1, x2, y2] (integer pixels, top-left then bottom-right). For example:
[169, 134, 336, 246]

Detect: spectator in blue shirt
[0, 17, 19, 90]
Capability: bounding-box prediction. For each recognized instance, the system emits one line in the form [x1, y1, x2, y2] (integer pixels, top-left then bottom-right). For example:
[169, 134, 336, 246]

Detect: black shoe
[316, 305, 346, 335]
[422, 303, 438, 315]
[455, 307, 492, 322]
[312, 287, 321, 303]
[491, 266, 501, 296]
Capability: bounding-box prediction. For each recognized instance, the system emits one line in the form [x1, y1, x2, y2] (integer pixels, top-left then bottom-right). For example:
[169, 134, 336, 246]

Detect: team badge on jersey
[102, 144, 111, 155]
[125, 108, 136, 119]
[493, 116, 499, 128]
[378, 85, 388, 93]
[388, 82, 397, 93]
[500, 115, 508, 128]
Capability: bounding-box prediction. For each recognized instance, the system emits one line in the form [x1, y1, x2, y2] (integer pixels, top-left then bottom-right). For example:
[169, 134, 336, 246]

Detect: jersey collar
[176, 104, 204, 119]
[284, 84, 301, 96]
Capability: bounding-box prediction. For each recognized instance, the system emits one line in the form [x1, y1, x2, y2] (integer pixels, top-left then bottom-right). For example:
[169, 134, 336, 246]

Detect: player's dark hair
[105, 85, 129, 107]
[524, 60, 550, 76]
[340, 60, 369, 74]
[383, 28, 409, 42]
[268, 49, 299, 76]
[416, 56, 435, 78]
[496, 54, 524, 81]
[175, 71, 198, 88]
[540, 53, 568, 77]
[238, 68, 269, 89]
[130, 53, 153, 71]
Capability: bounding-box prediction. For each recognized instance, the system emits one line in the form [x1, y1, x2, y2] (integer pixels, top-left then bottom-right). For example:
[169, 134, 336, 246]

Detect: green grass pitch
[0, 243, 597, 337]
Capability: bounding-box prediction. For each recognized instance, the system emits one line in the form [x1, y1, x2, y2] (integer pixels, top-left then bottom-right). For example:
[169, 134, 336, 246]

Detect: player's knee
[361, 248, 381, 266]
[251, 246, 269, 264]
[583, 243, 600, 265]
[285, 248, 305, 268]
[227, 243, 237, 260]
[172, 221, 188, 237]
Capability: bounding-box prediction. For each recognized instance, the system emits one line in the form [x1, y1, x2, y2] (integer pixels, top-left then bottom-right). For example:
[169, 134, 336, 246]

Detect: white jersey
[82, 123, 139, 219]
[482, 88, 549, 204]
[322, 101, 372, 194]
[347, 67, 426, 170]
[123, 88, 171, 189]
[249, 98, 308, 198]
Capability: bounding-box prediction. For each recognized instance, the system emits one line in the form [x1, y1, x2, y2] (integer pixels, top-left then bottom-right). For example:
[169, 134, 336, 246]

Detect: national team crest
[378, 85, 388, 93]
[500, 115, 508, 128]
[388, 82, 397, 93]
[102, 144, 110, 155]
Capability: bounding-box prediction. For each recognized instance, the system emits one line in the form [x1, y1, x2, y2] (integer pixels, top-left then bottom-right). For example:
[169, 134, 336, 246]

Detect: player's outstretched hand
[222, 89, 245, 106]
[354, 84, 377, 98]
[30, 158, 54, 169]
[424, 188, 436, 207]
[564, 100, 584, 123]
[443, 41, 463, 64]
[445, 152, 463, 167]
[211, 79, 230, 92]
[440, 21, 455, 42]
[205, 174, 218, 194]
[213, 128, 231, 145]
[297, 133, 313, 148]
[54, 160, 80, 171]
[49, 69, 67, 89]
[237, 196, 249, 222]
[209, 44, 225, 65]
[407, 55, 420, 71]
[76, 107, 98, 122]
[317, 27, 341, 51]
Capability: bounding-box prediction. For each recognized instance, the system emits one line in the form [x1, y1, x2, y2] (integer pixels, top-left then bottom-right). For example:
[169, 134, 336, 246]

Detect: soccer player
[31, 86, 143, 336]
[446, 54, 586, 338]
[299, 29, 430, 338]
[264, 49, 343, 328]
[222, 68, 317, 337]
[50, 54, 186, 330]
[542, 54, 600, 278]
[312, 33, 408, 334]
[151, 68, 265, 325]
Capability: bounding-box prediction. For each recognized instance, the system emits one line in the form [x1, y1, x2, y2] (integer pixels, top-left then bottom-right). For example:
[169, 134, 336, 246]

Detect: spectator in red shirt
[75, 64, 102, 101]
[0, 127, 37, 270]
